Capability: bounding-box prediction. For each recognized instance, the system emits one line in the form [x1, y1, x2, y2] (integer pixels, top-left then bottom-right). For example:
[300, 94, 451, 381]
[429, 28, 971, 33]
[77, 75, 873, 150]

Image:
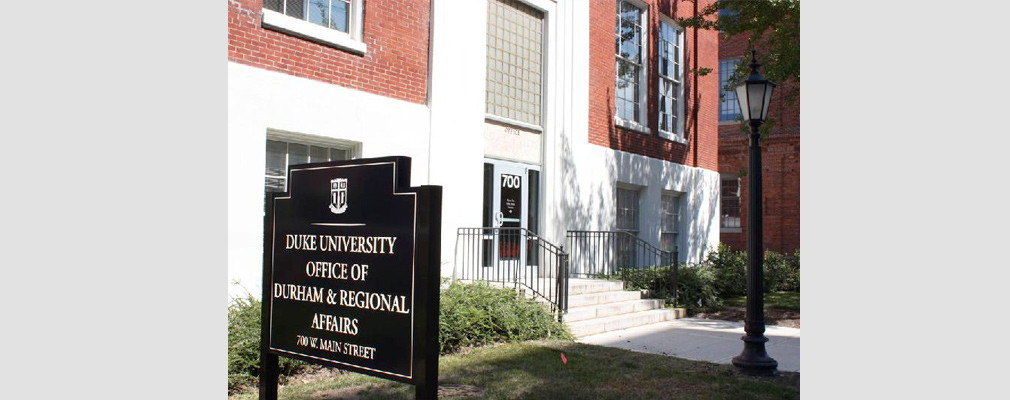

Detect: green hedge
[228, 282, 570, 393]
[227, 295, 308, 394]
[439, 281, 571, 354]
[621, 245, 800, 315]
[676, 264, 724, 314]
[765, 249, 800, 292]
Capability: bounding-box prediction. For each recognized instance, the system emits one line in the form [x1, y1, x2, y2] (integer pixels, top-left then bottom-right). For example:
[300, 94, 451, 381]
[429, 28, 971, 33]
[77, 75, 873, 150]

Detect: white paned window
[721, 175, 742, 230]
[486, 0, 545, 128]
[616, 187, 640, 236]
[265, 139, 350, 193]
[264, 0, 355, 33]
[615, 0, 647, 129]
[262, 0, 365, 53]
[658, 20, 685, 140]
[661, 193, 681, 253]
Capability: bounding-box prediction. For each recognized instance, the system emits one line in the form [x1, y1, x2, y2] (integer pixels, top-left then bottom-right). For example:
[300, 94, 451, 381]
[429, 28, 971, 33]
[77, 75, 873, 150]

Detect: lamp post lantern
[731, 50, 779, 376]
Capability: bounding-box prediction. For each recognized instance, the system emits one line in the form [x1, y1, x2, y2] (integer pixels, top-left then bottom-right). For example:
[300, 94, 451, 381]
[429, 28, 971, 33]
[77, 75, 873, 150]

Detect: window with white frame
[660, 193, 681, 253]
[486, 0, 545, 128]
[265, 139, 350, 193]
[615, 0, 647, 128]
[262, 0, 365, 53]
[616, 187, 640, 236]
[720, 59, 743, 121]
[720, 174, 741, 229]
[658, 19, 684, 140]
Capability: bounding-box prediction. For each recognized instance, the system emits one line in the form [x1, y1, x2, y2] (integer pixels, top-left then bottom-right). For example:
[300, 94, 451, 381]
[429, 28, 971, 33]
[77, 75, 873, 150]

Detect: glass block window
[721, 176, 741, 229]
[720, 59, 743, 121]
[486, 0, 544, 127]
[658, 20, 684, 139]
[661, 193, 681, 253]
[265, 139, 350, 193]
[615, 0, 645, 124]
[616, 187, 640, 235]
[264, 0, 354, 34]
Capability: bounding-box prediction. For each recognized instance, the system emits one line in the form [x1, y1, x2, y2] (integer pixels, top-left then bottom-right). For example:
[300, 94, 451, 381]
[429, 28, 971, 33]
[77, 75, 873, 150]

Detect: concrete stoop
[564, 279, 681, 338]
[452, 278, 683, 337]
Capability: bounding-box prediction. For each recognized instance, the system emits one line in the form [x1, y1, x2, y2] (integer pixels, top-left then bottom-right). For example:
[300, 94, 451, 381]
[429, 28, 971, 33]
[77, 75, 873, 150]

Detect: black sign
[260, 156, 441, 399]
[500, 173, 522, 219]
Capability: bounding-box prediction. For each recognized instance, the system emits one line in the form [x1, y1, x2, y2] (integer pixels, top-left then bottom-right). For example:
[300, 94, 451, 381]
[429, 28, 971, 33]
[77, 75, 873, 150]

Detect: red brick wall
[588, 0, 719, 171]
[718, 33, 800, 254]
[228, 0, 429, 104]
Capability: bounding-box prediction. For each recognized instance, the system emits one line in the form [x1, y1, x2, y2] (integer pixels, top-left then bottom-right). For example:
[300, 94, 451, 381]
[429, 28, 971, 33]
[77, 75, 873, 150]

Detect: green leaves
[438, 282, 571, 355]
[677, 0, 800, 97]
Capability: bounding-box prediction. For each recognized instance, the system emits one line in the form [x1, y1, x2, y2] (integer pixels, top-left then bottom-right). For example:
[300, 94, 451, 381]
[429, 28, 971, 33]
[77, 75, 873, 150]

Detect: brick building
[717, 32, 800, 255]
[227, 0, 723, 299]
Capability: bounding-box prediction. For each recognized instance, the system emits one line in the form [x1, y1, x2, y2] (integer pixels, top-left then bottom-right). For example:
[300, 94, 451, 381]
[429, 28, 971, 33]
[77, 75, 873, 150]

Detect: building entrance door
[482, 159, 541, 276]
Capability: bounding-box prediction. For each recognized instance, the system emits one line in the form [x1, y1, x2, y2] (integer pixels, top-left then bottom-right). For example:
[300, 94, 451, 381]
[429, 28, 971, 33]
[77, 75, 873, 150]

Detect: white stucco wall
[227, 62, 431, 300]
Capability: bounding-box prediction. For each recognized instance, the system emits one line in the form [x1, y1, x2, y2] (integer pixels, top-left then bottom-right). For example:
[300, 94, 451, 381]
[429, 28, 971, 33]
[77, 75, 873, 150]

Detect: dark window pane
[263, 0, 283, 13]
[482, 163, 494, 228]
[330, 148, 348, 161]
[265, 140, 286, 177]
[309, 145, 328, 163]
[288, 143, 308, 166]
[527, 169, 539, 234]
[285, 0, 306, 19]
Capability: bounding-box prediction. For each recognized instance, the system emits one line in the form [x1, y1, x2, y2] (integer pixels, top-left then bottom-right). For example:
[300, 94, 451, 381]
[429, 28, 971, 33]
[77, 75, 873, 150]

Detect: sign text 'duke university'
[262, 156, 441, 392]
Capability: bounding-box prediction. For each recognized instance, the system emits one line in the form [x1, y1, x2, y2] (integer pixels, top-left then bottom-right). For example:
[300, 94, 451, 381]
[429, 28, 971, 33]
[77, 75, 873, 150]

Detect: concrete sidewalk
[577, 317, 800, 372]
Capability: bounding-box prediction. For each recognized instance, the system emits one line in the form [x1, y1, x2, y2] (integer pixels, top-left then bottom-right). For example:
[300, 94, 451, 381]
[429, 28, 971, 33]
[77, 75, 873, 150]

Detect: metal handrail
[566, 230, 678, 303]
[453, 227, 570, 319]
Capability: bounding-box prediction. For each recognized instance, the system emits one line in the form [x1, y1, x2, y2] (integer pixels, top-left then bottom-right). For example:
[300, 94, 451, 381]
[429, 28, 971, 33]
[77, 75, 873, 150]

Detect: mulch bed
[695, 307, 800, 329]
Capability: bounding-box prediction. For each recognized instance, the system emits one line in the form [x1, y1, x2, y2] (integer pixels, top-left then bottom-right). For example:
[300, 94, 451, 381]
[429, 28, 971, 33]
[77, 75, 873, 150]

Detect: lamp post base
[732, 335, 778, 376]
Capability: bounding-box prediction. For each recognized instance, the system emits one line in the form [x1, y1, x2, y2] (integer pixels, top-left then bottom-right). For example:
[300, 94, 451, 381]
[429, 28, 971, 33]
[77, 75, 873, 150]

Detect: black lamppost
[731, 50, 778, 376]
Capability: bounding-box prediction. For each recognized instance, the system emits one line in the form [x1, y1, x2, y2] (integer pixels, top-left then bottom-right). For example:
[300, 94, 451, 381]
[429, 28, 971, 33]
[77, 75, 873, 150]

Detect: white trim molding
[262, 9, 367, 55]
[615, 116, 651, 134]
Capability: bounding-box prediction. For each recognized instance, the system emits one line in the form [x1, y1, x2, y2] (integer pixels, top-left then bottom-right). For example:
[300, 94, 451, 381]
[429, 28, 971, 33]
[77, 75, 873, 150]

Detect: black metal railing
[566, 230, 678, 301]
[453, 227, 569, 317]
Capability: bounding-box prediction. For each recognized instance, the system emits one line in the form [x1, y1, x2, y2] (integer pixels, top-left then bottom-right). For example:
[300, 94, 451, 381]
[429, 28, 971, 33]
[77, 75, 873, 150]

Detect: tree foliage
[678, 0, 799, 97]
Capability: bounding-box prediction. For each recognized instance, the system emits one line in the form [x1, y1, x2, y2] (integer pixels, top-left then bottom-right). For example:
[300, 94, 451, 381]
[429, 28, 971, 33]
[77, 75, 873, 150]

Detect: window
[721, 175, 741, 230]
[658, 19, 684, 140]
[661, 193, 680, 253]
[616, 187, 640, 235]
[718, 7, 740, 30]
[486, 0, 545, 128]
[262, 0, 366, 54]
[615, 0, 647, 129]
[265, 139, 350, 193]
[720, 59, 742, 121]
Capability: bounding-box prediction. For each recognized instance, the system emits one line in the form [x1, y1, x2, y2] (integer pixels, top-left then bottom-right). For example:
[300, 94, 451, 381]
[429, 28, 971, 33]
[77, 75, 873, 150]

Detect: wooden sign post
[260, 156, 441, 399]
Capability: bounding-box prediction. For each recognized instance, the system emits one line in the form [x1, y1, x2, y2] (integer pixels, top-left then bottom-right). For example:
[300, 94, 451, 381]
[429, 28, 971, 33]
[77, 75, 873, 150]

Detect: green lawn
[230, 340, 799, 400]
[725, 292, 800, 311]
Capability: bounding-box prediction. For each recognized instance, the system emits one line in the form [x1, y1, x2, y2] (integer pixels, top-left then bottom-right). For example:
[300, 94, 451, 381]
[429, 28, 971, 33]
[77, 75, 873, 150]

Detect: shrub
[704, 244, 748, 298]
[622, 266, 678, 300]
[228, 295, 308, 394]
[765, 249, 800, 292]
[439, 282, 571, 354]
[676, 263, 723, 314]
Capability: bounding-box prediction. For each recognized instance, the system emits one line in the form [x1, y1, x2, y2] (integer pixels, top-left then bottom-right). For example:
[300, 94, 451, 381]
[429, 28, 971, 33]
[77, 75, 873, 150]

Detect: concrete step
[565, 299, 666, 322]
[567, 279, 625, 295]
[567, 308, 678, 338]
[566, 290, 642, 308]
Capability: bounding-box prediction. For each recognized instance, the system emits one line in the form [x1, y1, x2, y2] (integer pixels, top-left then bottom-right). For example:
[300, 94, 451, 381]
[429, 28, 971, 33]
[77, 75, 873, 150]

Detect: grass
[724, 292, 800, 311]
[229, 340, 799, 400]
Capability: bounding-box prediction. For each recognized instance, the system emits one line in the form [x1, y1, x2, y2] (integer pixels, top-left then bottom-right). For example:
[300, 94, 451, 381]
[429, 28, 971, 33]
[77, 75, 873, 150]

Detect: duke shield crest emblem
[329, 178, 348, 214]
